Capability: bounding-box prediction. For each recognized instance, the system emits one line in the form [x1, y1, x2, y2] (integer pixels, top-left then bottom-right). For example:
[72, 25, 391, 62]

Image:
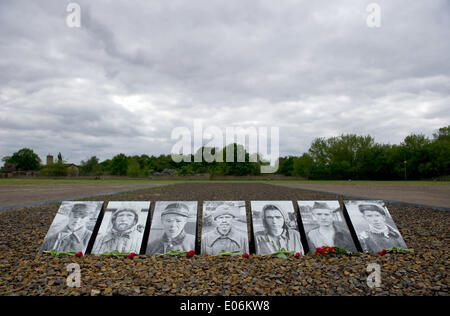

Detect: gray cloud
[0, 0, 449, 164]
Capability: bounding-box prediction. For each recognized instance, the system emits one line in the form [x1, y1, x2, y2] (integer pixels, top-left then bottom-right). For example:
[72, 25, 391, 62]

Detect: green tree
[57, 152, 63, 164]
[216, 144, 259, 176]
[308, 134, 376, 179]
[292, 154, 314, 178]
[40, 161, 67, 177]
[429, 125, 450, 177]
[178, 164, 195, 176]
[433, 125, 450, 141]
[80, 156, 100, 175]
[99, 159, 112, 175]
[110, 154, 128, 176]
[126, 158, 142, 177]
[4, 148, 41, 171]
[277, 156, 295, 176]
[400, 134, 432, 179]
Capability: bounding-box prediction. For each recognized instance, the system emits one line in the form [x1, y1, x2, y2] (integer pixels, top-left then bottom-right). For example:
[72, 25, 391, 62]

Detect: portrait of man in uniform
[251, 201, 304, 255]
[201, 202, 249, 255]
[39, 201, 103, 253]
[344, 200, 407, 254]
[146, 202, 197, 255]
[297, 201, 357, 252]
[92, 201, 150, 254]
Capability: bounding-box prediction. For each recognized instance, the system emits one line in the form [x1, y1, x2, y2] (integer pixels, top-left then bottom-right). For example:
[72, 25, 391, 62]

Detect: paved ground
[274, 183, 450, 210]
[1, 181, 449, 211]
[0, 184, 165, 210]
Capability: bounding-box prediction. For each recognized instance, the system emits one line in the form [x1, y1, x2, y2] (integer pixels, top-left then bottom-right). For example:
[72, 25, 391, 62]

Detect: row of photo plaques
[38, 200, 407, 256]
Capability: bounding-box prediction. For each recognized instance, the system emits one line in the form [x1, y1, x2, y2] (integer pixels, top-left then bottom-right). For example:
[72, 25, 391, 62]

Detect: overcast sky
[1, 0, 449, 164]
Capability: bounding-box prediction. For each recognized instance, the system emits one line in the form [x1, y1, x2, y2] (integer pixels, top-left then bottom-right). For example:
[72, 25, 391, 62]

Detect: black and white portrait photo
[344, 200, 407, 254]
[39, 201, 104, 253]
[251, 201, 304, 255]
[297, 201, 356, 252]
[201, 201, 249, 255]
[146, 201, 197, 255]
[91, 201, 150, 254]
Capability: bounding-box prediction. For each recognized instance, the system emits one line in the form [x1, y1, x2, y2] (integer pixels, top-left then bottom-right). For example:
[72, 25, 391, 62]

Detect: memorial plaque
[91, 201, 150, 254]
[38, 201, 104, 253]
[343, 200, 407, 254]
[251, 201, 304, 255]
[201, 201, 249, 255]
[297, 201, 357, 252]
[146, 201, 197, 255]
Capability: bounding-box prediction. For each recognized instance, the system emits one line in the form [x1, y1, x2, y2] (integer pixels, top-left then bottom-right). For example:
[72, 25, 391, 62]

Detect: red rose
[328, 247, 335, 254]
[316, 246, 327, 255]
[378, 249, 388, 256]
[294, 252, 301, 258]
[186, 250, 195, 258]
[75, 251, 83, 257]
[243, 253, 249, 259]
[127, 252, 136, 259]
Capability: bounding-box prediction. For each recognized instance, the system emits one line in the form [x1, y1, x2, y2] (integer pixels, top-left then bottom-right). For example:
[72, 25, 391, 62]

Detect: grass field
[0, 178, 448, 186]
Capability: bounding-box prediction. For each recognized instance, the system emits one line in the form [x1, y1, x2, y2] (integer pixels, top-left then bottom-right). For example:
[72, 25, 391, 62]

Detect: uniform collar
[103, 227, 135, 242]
[369, 224, 398, 238]
[208, 227, 241, 247]
[60, 226, 86, 243]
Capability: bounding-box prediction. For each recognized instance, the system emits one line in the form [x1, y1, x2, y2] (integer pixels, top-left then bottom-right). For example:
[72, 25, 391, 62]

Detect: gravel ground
[0, 183, 448, 296]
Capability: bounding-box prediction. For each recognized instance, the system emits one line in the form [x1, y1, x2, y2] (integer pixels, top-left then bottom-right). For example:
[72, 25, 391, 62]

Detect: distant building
[2, 162, 18, 173]
[65, 164, 80, 177]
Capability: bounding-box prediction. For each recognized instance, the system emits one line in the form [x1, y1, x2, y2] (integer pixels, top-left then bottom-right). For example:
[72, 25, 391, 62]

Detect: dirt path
[0, 184, 165, 210]
[273, 183, 450, 210]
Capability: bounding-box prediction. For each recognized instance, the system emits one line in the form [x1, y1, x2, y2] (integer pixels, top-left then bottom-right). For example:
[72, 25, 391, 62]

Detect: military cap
[213, 204, 238, 219]
[311, 202, 332, 210]
[70, 203, 90, 217]
[161, 203, 189, 218]
[358, 204, 386, 216]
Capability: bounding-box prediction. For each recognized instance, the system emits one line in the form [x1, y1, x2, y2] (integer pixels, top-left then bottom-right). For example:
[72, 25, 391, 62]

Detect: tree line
[277, 126, 449, 180]
[1, 126, 449, 180]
